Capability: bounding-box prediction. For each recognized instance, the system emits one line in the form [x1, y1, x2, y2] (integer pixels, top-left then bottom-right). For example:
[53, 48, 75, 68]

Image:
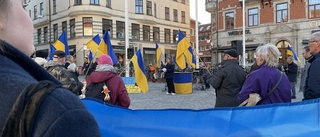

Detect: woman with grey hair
[238, 43, 291, 105]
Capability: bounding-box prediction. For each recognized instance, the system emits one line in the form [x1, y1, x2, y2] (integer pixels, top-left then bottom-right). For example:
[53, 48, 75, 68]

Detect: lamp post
[48, 0, 52, 44]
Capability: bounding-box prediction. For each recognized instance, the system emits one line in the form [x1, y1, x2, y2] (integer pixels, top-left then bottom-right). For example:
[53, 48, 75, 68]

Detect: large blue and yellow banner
[174, 72, 193, 94]
[82, 98, 320, 137]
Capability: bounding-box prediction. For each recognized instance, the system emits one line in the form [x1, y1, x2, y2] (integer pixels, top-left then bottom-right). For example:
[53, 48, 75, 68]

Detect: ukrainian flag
[99, 30, 118, 65]
[86, 34, 103, 56]
[131, 49, 148, 93]
[176, 30, 190, 69]
[174, 73, 193, 94]
[156, 43, 162, 68]
[287, 45, 300, 62]
[88, 50, 93, 63]
[49, 44, 56, 60]
[184, 46, 196, 68]
[53, 31, 69, 55]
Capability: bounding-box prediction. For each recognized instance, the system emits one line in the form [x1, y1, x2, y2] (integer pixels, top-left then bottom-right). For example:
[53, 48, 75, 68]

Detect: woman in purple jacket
[238, 44, 291, 105]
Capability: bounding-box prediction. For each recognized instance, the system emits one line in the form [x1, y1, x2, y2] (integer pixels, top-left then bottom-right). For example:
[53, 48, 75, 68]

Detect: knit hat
[53, 50, 66, 58]
[224, 49, 238, 58]
[98, 54, 113, 65]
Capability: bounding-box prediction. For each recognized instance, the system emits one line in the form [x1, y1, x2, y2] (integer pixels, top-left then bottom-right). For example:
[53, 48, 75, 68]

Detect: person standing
[286, 56, 298, 99]
[304, 32, 320, 100]
[83, 57, 90, 75]
[209, 49, 246, 107]
[164, 58, 176, 95]
[299, 46, 313, 95]
[0, 0, 100, 136]
[238, 44, 291, 105]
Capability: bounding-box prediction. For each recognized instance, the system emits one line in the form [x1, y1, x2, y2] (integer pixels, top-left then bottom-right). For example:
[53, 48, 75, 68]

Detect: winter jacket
[304, 52, 320, 100]
[286, 62, 298, 82]
[0, 40, 101, 137]
[209, 59, 246, 108]
[299, 56, 312, 93]
[238, 65, 291, 105]
[86, 68, 130, 108]
[44, 61, 83, 95]
[165, 63, 175, 79]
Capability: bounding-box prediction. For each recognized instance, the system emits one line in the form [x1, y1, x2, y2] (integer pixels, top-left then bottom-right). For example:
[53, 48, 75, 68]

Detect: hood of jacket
[88, 71, 118, 83]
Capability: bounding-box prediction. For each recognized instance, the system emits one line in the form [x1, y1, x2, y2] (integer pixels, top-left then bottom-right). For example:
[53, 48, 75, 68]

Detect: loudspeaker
[127, 48, 134, 59]
[231, 40, 243, 55]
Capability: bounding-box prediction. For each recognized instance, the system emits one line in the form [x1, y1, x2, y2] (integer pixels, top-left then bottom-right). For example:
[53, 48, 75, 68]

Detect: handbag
[239, 72, 284, 106]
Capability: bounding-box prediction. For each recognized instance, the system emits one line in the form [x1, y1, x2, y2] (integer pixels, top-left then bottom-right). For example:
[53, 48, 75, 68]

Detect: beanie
[98, 54, 113, 65]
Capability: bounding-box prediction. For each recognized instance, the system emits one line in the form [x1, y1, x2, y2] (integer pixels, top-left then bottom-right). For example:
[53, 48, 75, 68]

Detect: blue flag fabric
[53, 31, 69, 55]
[184, 46, 196, 68]
[100, 30, 118, 64]
[49, 44, 56, 60]
[287, 45, 300, 62]
[175, 30, 190, 69]
[88, 50, 93, 63]
[82, 98, 320, 137]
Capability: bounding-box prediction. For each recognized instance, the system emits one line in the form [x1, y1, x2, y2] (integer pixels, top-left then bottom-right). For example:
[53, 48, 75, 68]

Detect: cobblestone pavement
[79, 76, 304, 110]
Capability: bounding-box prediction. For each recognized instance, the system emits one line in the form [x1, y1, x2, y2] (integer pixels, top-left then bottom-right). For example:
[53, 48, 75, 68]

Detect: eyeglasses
[309, 40, 318, 44]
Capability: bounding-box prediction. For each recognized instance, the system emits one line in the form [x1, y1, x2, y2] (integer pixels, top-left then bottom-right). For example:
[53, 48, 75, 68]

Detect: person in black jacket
[0, 0, 100, 136]
[208, 49, 246, 107]
[164, 58, 176, 95]
[285, 56, 298, 99]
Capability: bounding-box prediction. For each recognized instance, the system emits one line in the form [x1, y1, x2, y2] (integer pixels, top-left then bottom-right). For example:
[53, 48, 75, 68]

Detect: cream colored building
[25, 0, 190, 67]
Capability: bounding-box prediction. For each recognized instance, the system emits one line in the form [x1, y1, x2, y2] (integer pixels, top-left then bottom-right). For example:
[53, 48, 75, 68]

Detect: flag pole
[195, 0, 200, 69]
[242, 0, 246, 67]
[125, 0, 130, 77]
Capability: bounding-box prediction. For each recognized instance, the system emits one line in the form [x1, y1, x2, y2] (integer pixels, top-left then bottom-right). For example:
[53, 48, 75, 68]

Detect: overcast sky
[189, 0, 211, 24]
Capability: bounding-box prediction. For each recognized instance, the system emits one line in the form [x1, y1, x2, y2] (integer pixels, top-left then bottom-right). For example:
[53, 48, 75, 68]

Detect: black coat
[165, 63, 175, 79]
[286, 62, 298, 82]
[209, 59, 246, 108]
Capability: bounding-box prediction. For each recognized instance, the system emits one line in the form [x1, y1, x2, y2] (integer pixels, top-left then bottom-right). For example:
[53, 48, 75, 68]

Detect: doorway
[276, 40, 290, 66]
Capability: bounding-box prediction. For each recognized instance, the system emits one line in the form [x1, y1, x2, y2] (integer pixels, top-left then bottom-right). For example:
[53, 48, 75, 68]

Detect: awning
[144, 50, 156, 54]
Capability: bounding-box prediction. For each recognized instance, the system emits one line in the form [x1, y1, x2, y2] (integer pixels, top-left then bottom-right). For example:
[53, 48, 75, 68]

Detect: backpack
[2, 80, 59, 137]
[85, 81, 112, 104]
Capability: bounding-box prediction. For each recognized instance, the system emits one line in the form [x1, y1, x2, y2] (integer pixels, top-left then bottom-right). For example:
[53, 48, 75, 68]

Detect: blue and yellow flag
[86, 34, 102, 55]
[53, 31, 69, 55]
[99, 30, 118, 64]
[156, 43, 162, 68]
[131, 49, 148, 93]
[176, 30, 190, 69]
[184, 46, 196, 68]
[88, 50, 93, 63]
[49, 44, 56, 60]
[287, 45, 300, 62]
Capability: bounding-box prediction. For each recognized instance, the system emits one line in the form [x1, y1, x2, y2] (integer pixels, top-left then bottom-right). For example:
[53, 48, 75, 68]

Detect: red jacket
[87, 71, 130, 108]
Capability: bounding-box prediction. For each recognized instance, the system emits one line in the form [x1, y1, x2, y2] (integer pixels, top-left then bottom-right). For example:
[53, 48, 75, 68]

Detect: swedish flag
[131, 49, 148, 93]
[53, 31, 69, 55]
[287, 45, 300, 62]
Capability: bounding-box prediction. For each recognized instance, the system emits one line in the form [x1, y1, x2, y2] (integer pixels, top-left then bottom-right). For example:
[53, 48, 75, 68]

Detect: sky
[189, 0, 211, 24]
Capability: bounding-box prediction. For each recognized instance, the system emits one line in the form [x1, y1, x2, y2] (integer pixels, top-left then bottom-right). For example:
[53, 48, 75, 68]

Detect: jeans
[290, 82, 296, 97]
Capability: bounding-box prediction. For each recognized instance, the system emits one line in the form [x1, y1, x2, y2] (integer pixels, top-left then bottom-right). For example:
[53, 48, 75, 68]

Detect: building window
[83, 17, 93, 36]
[225, 12, 234, 30]
[53, 0, 57, 14]
[135, 0, 143, 14]
[165, 7, 170, 20]
[190, 28, 194, 36]
[182, 0, 185, 4]
[248, 8, 258, 26]
[37, 28, 41, 44]
[70, 19, 75, 38]
[154, 3, 157, 17]
[173, 30, 178, 43]
[276, 3, 288, 23]
[143, 25, 150, 41]
[75, 0, 82, 5]
[165, 29, 171, 43]
[106, 0, 111, 8]
[40, 2, 44, 16]
[34, 5, 37, 19]
[44, 27, 48, 43]
[309, 0, 320, 18]
[53, 24, 58, 41]
[62, 21, 67, 36]
[116, 21, 125, 39]
[132, 23, 140, 40]
[147, 1, 152, 16]
[153, 27, 160, 42]
[173, 9, 178, 22]
[102, 19, 112, 38]
[90, 0, 99, 5]
[181, 11, 186, 23]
